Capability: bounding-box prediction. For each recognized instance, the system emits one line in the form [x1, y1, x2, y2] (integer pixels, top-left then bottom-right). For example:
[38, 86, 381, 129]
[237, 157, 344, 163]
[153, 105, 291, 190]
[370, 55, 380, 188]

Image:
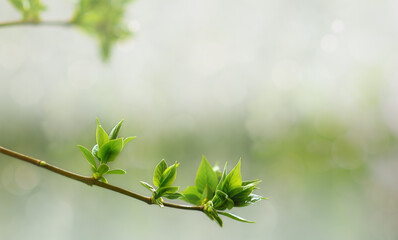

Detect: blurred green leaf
[217, 211, 255, 223]
[153, 159, 167, 187]
[140, 181, 155, 192]
[72, 0, 134, 60]
[8, 0, 46, 21]
[107, 169, 126, 174]
[96, 119, 109, 148]
[98, 138, 123, 163]
[108, 119, 124, 140]
[78, 145, 97, 168]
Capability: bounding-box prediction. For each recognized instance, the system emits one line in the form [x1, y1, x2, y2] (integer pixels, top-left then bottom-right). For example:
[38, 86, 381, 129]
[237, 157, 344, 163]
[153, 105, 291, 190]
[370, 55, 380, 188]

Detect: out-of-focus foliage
[72, 0, 133, 60]
[8, 0, 46, 21]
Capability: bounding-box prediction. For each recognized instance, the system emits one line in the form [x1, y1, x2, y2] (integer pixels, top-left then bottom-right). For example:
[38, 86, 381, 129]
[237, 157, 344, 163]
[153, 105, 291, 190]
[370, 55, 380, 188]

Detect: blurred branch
[0, 20, 73, 27]
[0, 146, 204, 212]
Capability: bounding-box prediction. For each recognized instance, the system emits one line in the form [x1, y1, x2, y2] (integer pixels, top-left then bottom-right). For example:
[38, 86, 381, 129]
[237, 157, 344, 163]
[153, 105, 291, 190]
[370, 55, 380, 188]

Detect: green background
[1, 0, 398, 239]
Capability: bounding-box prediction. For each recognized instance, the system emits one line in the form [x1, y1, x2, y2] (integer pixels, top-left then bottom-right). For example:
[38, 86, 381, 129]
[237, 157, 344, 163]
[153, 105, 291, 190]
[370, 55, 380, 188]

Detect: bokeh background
[1, 0, 398, 239]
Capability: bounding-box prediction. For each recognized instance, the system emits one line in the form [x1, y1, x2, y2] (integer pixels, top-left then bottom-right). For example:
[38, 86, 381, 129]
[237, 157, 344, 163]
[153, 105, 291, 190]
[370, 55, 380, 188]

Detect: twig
[0, 20, 73, 28]
[0, 146, 203, 212]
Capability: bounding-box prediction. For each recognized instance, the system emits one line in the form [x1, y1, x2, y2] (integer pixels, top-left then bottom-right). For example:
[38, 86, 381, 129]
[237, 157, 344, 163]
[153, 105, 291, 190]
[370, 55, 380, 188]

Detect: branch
[0, 146, 203, 212]
[0, 20, 73, 28]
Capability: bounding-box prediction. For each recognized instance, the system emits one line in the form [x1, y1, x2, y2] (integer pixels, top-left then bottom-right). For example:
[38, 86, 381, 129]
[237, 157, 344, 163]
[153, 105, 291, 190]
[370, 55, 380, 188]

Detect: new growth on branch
[0, 119, 266, 227]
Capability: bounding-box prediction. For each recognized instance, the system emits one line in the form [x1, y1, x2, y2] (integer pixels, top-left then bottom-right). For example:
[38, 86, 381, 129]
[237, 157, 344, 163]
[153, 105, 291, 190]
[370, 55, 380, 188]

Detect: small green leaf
[222, 160, 242, 194]
[213, 211, 223, 227]
[97, 138, 123, 163]
[153, 159, 167, 187]
[163, 192, 183, 199]
[92, 144, 100, 160]
[99, 176, 108, 183]
[217, 211, 255, 223]
[216, 163, 228, 191]
[140, 181, 155, 192]
[106, 169, 126, 174]
[123, 136, 136, 146]
[195, 156, 218, 196]
[181, 186, 202, 205]
[159, 162, 179, 187]
[234, 194, 266, 207]
[96, 119, 109, 148]
[109, 119, 124, 140]
[97, 164, 110, 175]
[212, 190, 234, 210]
[156, 186, 179, 197]
[78, 145, 97, 168]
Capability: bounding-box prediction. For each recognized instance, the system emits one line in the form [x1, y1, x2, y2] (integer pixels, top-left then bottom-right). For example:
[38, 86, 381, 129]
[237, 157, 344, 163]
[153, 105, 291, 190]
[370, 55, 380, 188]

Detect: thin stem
[0, 20, 73, 28]
[0, 146, 203, 212]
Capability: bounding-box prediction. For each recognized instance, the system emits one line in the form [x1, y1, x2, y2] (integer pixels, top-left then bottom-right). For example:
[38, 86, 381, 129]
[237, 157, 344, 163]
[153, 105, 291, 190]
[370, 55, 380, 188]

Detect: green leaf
[222, 160, 242, 194]
[195, 156, 218, 197]
[97, 164, 110, 175]
[109, 119, 124, 140]
[78, 145, 97, 168]
[216, 162, 228, 191]
[97, 138, 123, 163]
[99, 176, 108, 183]
[230, 180, 261, 200]
[156, 186, 179, 197]
[153, 159, 167, 187]
[92, 144, 100, 160]
[181, 186, 202, 205]
[96, 119, 109, 148]
[163, 192, 182, 199]
[213, 211, 223, 227]
[217, 211, 255, 223]
[140, 181, 155, 192]
[123, 136, 136, 146]
[234, 194, 266, 207]
[106, 169, 126, 174]
[212, 190, 234, 210]
[8, 0, 46, 21]
[158, 162, 179, 187]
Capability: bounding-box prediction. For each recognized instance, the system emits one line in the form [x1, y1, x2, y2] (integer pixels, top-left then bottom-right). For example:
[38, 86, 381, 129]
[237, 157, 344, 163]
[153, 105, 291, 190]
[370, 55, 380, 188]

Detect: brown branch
[0, 20, 73, 28]
[0, 146, 203, 212]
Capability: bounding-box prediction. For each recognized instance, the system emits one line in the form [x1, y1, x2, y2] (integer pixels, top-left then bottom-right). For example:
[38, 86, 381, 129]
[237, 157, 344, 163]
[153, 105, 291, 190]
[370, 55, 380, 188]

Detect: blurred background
[1, 0, 398, 239]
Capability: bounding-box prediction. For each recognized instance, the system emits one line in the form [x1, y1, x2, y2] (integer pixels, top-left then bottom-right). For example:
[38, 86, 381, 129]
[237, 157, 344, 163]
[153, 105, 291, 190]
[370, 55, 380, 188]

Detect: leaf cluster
[77, 119, 265, 227]
[8, 0, 45, 21]
[140, 160, 182, 207]
[181, 156, 266, 226]
[78, 119, 135, 183]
